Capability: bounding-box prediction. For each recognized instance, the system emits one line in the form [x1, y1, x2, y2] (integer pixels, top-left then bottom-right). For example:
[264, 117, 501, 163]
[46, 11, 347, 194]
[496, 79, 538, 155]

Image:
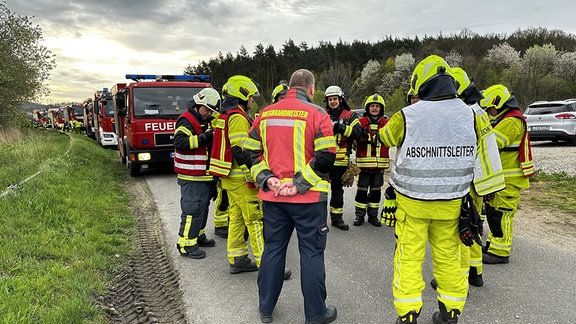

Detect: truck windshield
[102, 99, 115, 117]
[133, 87, 202, 118]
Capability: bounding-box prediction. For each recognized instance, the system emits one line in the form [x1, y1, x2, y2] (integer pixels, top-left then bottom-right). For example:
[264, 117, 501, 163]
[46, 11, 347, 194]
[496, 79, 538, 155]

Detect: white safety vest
[391, 99, 477, 200]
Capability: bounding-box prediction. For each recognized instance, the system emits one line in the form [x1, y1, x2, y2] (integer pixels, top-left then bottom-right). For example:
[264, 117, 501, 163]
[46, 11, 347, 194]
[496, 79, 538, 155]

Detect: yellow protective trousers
[213, 181, 229, 228]
[392, 209, 467, 316]
[223, 178, 265, 266]
[486, 183, 522, 257]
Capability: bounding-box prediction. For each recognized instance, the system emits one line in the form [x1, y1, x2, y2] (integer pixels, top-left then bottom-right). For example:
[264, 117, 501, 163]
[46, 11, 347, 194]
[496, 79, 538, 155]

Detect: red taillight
[555, 113, 576, 119]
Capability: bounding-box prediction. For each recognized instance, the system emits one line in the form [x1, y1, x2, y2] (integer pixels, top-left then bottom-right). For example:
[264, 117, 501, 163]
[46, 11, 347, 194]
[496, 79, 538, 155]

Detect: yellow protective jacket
[491, 108, 531, 189]
[379, 99, 502, 219]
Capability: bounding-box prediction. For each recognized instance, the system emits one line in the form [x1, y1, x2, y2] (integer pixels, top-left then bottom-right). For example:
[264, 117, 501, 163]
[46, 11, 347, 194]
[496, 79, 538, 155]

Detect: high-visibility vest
[209, 107, 252, 177]
[356, 117, 389, 169]
[333, 109, 357, 166]
[391, 99, 477, 200]
[173, 111, 211, 179]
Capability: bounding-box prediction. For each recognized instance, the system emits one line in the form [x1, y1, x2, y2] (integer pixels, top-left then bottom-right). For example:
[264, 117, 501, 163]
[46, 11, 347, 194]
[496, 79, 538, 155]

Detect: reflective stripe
[174, 162, 207, 171]
[174, 153, 207, 161]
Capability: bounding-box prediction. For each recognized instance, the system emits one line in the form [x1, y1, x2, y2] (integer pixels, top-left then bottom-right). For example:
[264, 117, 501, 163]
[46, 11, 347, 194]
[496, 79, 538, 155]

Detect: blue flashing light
[103, 87, 109, 92]
[125, 74, 211, 82]
[142, 139, 149, 145]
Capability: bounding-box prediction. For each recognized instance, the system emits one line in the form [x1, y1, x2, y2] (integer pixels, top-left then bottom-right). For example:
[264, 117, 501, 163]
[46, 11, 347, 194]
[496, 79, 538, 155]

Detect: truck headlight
[138, 153, 151, 161]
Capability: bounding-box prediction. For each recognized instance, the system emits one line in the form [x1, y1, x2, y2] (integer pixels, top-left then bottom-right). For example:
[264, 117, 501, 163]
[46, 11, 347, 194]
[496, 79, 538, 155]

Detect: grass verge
[0, 129, 134, 323]
[528, 172, 576, 215]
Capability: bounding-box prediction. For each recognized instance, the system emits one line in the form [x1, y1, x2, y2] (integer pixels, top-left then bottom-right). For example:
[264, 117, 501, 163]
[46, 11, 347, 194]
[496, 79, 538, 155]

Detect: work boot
[353, 208, 365, 226]
[353, 215, 364, 226]
[214, 226, 228, 238]
[230, 256, 258, 274]
[430, 278, 438, 290]
[368, 216, 382, 227]
[177, 244, 206, 259]
[331, 216, 349, 231]
[432, 301, 460, 324]
[284, 268, 292, 280]
[260, 311, 273, 323]
[468, 267, 484, 287]
[396, 310, 419, 324]
[305, 305, 337, 324]
[197, 234, 215, 247]
[483, 252, 509, 264]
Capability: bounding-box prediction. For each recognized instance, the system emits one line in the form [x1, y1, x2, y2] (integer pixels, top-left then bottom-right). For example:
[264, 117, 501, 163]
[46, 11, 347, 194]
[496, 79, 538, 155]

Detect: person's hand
[483, 192, 494, 203]
[266, 177, 281, 194]
[333, 120, 346, 134]
[277, 181, 297, 196]
[204, 129, 214, 142]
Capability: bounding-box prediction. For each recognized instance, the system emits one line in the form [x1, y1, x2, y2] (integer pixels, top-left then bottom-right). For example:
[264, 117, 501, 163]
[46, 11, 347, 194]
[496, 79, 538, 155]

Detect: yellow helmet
[193, 88, 221, 112]
[479, 84, 519, 110]
[364, 94, 385, 116]
[222, 75, 259, 101]
[450, 67, 471, 95]
[451, 67, 484, 105]
[409, 55, 455, 99]
[271, 83, 288, 103]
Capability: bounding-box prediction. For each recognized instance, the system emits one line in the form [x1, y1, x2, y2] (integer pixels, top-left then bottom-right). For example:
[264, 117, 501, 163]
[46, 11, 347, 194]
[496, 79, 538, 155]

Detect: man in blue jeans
[244, 68, 338, 324]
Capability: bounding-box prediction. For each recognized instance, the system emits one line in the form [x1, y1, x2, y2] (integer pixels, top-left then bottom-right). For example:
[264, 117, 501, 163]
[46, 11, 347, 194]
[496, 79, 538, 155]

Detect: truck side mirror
[115, 96, 127, 117]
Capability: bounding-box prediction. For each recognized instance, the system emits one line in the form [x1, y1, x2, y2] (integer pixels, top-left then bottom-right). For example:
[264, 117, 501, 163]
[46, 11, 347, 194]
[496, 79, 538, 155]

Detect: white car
[524, 99, 576, 145]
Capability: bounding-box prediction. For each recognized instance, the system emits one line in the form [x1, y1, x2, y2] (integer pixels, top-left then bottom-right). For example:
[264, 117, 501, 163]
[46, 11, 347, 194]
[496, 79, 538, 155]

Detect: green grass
[528, 172, 576, 215]
[0, 129, 135, 323]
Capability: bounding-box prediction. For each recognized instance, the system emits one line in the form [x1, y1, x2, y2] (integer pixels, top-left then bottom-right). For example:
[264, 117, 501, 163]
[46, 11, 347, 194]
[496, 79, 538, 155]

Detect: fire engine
[64, 103, 85, 131]
[47, 108, 65, 129]
[111, 74, 212, 176]
[88, 88, 118, 147]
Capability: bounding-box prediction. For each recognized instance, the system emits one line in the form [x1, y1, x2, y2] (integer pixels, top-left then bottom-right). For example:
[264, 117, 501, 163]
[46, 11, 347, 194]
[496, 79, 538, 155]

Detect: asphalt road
[145, 172, 576, 324]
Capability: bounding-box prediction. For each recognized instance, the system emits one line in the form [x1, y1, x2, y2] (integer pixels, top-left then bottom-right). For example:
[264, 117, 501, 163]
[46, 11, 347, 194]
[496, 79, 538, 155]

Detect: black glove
[199, 129, 214, 144]
[459, 194, 483, 247]
[485, 205, 504, 237]
[333, 120, 346, 134]
[483, 192, 495, 203]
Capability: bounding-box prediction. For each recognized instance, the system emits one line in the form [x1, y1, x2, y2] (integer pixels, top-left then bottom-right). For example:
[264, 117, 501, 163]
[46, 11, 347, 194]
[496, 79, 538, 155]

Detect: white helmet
[324, 85, 344, 98]
[193, 88, 221, 112]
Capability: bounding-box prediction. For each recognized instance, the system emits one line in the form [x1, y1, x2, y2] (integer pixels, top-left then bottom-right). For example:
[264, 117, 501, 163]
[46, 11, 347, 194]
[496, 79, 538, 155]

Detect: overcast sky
[7, 0, 576, 104]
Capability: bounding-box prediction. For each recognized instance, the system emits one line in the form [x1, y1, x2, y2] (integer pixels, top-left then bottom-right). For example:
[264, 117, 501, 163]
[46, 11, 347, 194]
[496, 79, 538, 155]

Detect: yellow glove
[381, 186, 397, 227]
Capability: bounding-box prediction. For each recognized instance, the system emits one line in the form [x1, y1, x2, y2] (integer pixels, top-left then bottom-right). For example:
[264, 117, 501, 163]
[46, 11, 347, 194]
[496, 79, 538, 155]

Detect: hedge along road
[145, 144, 576, 324]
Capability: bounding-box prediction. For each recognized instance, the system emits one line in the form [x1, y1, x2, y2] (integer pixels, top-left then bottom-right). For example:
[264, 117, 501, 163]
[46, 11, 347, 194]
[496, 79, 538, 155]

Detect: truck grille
[155, 133, 174, 146]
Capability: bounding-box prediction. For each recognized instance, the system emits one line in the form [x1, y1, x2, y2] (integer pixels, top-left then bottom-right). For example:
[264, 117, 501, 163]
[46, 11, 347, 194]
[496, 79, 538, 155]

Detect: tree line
[185, 27, 576, 115]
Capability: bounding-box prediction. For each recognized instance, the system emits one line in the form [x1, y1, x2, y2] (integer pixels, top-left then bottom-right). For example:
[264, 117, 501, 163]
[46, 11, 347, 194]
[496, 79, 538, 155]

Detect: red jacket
[356, 116, 389, 169]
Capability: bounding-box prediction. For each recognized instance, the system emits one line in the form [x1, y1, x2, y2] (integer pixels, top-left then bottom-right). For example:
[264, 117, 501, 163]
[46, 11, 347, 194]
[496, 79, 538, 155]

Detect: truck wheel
[129, 163, 141, 177]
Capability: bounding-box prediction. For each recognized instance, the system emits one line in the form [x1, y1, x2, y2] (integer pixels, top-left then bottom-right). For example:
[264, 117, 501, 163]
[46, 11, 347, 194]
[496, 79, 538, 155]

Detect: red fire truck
[89, 88, 118, 147]
[64, 103, 85, 131]
[111, 74, 212, 176]
[47, 108, 65, 129]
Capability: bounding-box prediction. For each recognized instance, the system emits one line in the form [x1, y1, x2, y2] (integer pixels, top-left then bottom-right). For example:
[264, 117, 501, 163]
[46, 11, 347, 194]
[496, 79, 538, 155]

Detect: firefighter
[429, 67, 505, 290]
[353, 94, 389, 227]
[479, 84, 533, 264]
[324, 85, 362, 230]
[244, 68, 338, 324]
[209, 75, 263, 273]
[379, 55, 503, 324]
[271, 83, 288, 103]
[174, 87, 221, 259]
